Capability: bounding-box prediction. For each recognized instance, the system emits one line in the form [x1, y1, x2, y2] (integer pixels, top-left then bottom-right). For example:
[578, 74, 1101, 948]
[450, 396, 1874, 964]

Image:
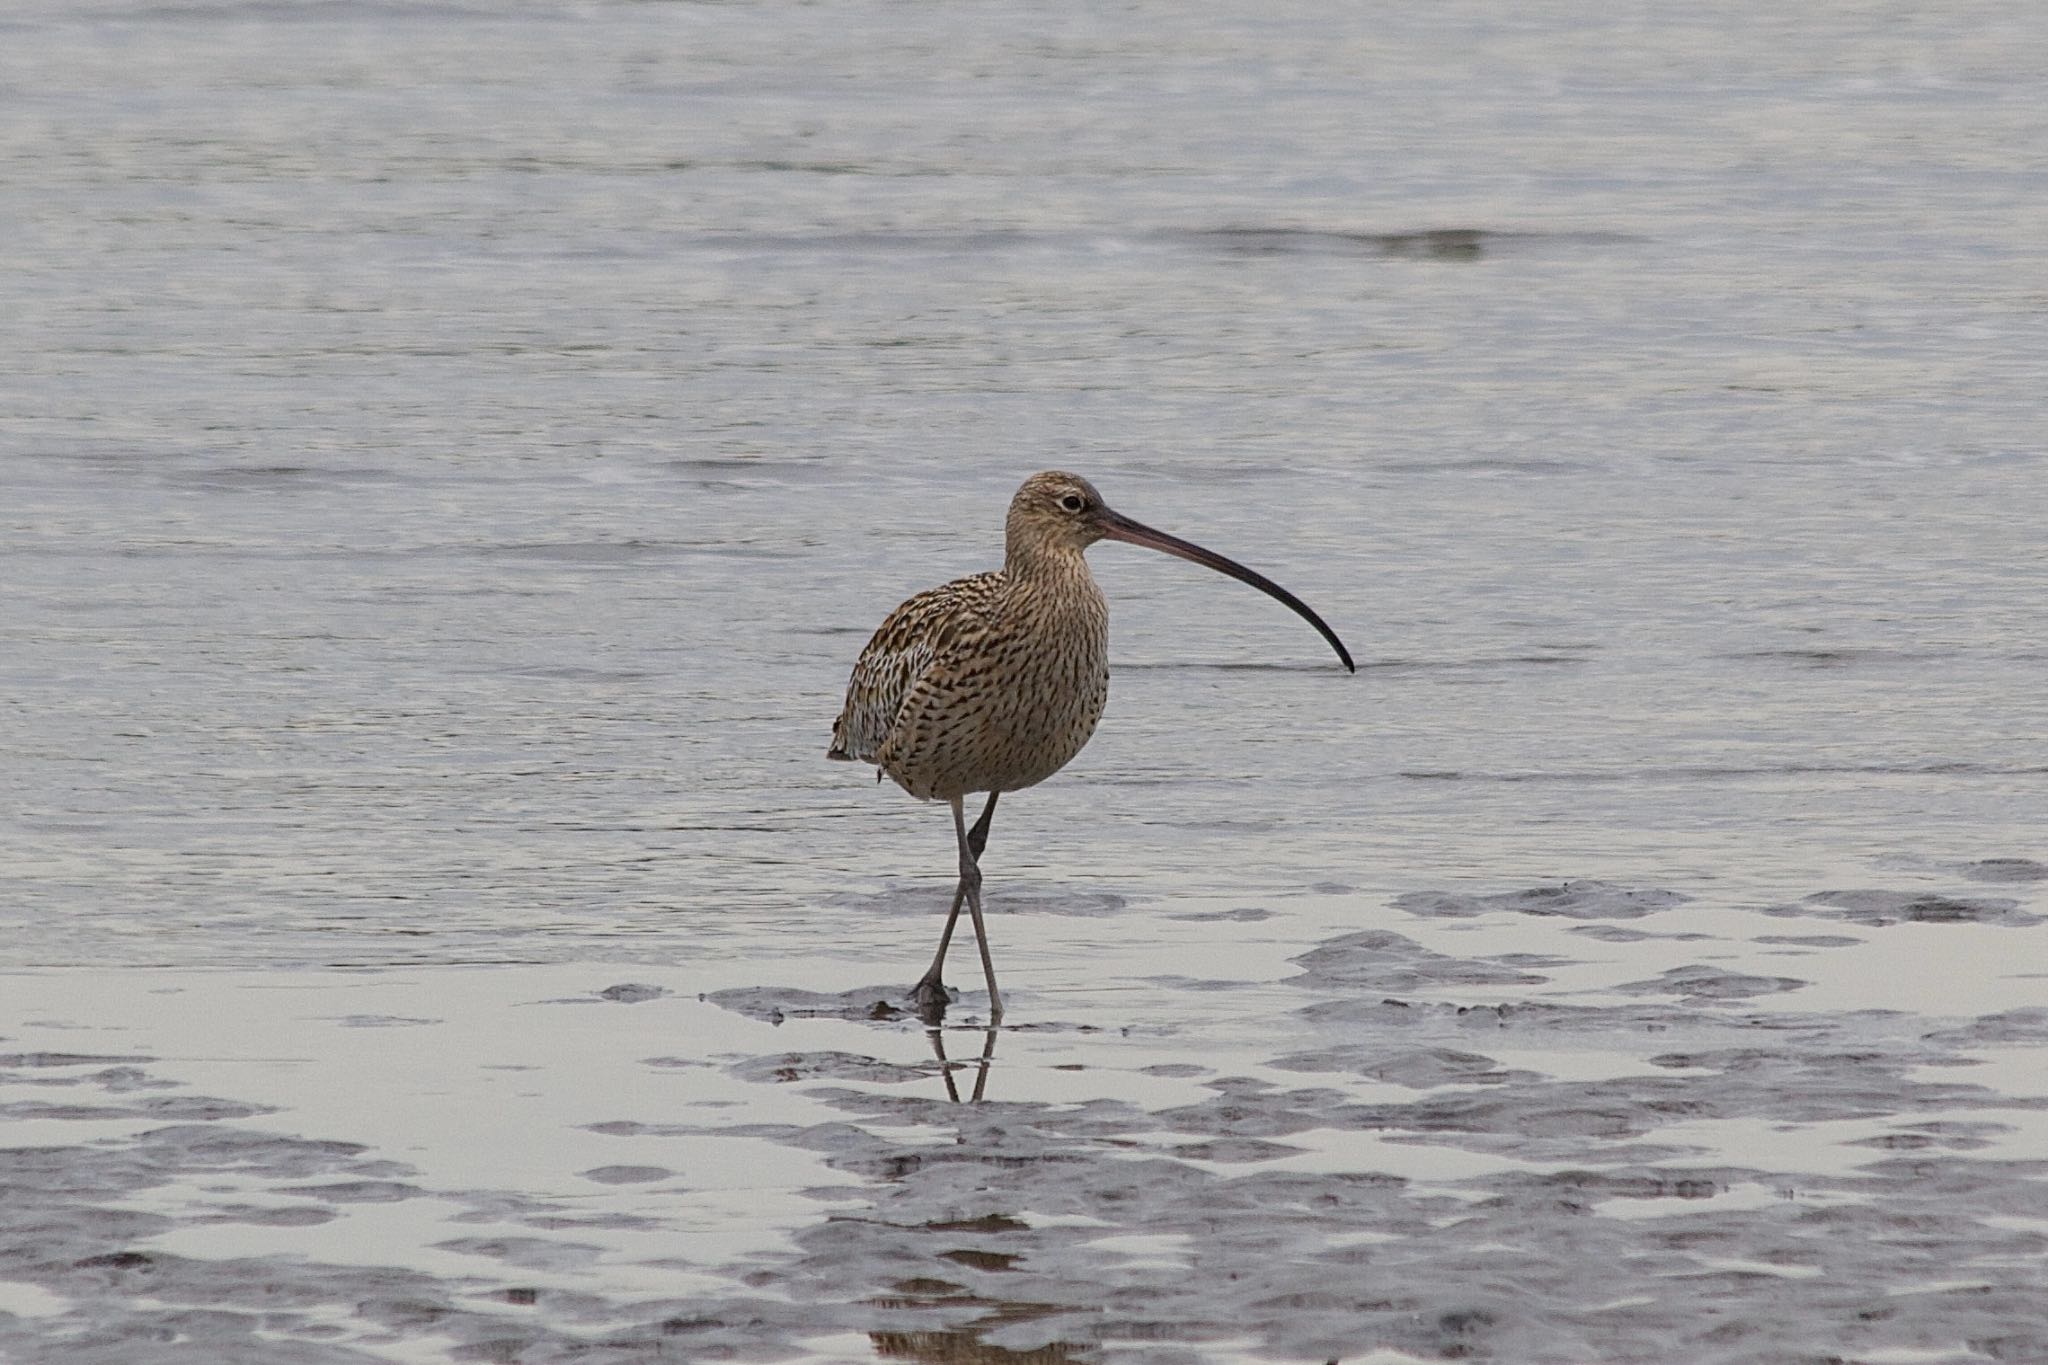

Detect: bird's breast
[883, 574, 1110, 800]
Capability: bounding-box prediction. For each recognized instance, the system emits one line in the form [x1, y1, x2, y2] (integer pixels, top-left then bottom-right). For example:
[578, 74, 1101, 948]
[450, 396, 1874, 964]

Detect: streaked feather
[828, 571, 1003, 767]
[827, 505, 1110, 805]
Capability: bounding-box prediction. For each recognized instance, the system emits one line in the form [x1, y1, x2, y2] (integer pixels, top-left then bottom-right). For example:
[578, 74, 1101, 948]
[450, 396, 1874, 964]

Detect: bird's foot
[909, 975, 953, 1024]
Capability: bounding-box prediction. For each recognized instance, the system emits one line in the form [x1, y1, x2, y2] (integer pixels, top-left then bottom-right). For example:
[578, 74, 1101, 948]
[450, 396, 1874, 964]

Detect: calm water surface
[2, 2, 2046, 1361]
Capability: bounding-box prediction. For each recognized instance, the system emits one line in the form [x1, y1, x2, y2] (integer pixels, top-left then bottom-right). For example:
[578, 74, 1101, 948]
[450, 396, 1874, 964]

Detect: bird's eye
[1059, 494, 1085, 512]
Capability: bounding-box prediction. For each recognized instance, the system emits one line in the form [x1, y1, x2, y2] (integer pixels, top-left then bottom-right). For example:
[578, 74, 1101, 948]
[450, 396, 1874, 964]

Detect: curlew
[830, 471, 1353, 1021]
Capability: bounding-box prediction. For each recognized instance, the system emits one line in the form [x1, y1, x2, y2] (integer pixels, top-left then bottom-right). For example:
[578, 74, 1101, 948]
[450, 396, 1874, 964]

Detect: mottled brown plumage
[831, 471, 1353, 1022]
[832, 477, 1111, 801]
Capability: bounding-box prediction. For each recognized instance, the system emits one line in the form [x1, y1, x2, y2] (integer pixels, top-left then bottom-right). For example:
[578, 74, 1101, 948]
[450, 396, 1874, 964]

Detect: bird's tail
[825, 738, 881, 783]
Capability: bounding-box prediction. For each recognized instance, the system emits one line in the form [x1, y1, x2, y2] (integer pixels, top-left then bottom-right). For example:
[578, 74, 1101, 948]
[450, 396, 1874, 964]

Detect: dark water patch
[189, 1203, 340, 1228]
[1268, 1046, 1532, 1089]
[694, 228, 1039, 255]
[938, 1246, 1023, 1272]
[89, 1067, 180, 1093]
[578, 1165, 673, 1185]
[1170, 1137, 1307, 1163]
[729, 1051, 934, 1086]
[1765, 889, 2041, 927]
[685, 224, 1635, 267]
[168, 463, 398, 493]
[277, 1180, 423, 1204]
[780, 1119, 917, 1158]
[1290, 929, 1549, 992]
[1137, 975, 1254, 993]
[433, 1186, 686, 1234]
[1163, 906, 1272, 923]
[1610, 965, 1807, 1002]
[1752, 933, 1865, 947]
[707, 983, 939, 1024]
[1569, 923, 1721, 942]
[691, 155, 907, 177]
[0, 1102, 119, 1121]
[1293, 1047, 2003, 1146]
[1294, 995, 1855, 1040]
[597, 982, 669, 1003]
[1496, 951, 1578, 969]
[432, 1237, 607, 1271]
[1194, 225, 1488, 259]
[583, 1117, 806, 1141]
[1175, 226, 1635, 261]
[0, 1094, 276, 1122]
[0, 1053, 156, 1069]
[1147, 1088, 1348, 1142]
[518, 1212, 672, 1234]
[128, 1124, 380, 1177]
[137, 1095, 277, 1124]
[1490, 1165, 1757, 1207]
[1923, 1008, 2048, 1046]
[658, 456, 833, 486]
[929, 1214, 1032, 1236]
[1395, 882, 1688, 921]
[1845, 1121, 2010, 1153]
[1722, 646, 1940, 668]
[1955, 857, 2048, 883]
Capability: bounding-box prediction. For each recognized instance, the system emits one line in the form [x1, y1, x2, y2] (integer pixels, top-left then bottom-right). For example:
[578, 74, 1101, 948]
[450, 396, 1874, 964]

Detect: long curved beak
[1094, 507, 1355, 672]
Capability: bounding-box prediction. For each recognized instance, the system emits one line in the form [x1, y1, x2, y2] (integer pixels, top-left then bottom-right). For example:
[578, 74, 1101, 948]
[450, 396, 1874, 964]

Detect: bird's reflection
[928, 1025, 1000, 1103]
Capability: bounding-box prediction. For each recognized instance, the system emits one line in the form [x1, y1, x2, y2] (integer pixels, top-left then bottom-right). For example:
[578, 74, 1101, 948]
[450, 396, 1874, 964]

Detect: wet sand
[6, 870, 2046, 1363]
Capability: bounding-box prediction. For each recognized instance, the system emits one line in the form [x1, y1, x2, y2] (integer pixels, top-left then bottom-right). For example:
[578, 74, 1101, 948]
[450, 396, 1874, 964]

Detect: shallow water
[3, 0, 2047, 1361]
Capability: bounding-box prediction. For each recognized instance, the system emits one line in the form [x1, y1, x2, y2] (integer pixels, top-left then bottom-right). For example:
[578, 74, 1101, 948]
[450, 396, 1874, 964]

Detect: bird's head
[1006, 470, 1111, 556]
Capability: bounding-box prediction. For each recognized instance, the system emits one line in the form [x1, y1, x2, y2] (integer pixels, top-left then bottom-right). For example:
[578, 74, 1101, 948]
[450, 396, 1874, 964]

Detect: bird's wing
[829, 571, 1002, 766]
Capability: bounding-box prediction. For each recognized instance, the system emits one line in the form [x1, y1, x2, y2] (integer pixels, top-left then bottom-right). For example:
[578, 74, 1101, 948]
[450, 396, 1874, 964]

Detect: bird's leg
[967, 791, 999, 860]
[953, 795, 1003, 1021]
[910, 884, 964, 1023]
[910, 793, 1000, 1021]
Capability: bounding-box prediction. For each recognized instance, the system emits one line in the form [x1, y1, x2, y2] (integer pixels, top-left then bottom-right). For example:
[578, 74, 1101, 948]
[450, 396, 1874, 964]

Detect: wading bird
[829, 471, 1353, 1020]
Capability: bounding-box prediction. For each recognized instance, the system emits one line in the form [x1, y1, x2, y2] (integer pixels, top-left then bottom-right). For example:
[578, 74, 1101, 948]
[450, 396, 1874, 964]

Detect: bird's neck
[1003, 538, 1094, 588]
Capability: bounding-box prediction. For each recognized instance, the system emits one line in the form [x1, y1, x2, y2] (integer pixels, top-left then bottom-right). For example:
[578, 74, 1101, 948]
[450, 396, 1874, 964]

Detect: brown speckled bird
[830, 471, 1354, 1021]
